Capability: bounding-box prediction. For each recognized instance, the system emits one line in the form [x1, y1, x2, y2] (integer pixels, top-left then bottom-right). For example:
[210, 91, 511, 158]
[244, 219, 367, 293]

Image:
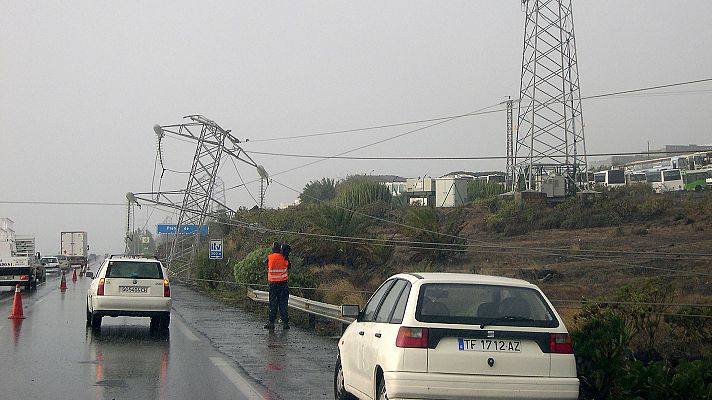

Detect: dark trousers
[268, 281, 289, 323]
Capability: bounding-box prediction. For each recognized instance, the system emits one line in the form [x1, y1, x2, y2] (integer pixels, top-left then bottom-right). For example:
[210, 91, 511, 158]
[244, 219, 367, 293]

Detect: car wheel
[86, 304, 92, 324]
[91, 314, 102, 330]
[334, 355, 356, 400]
[376, 374, 389, 400]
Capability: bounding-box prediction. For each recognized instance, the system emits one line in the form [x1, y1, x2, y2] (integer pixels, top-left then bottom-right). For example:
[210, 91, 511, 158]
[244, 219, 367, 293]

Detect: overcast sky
[2, 1, 711, 255]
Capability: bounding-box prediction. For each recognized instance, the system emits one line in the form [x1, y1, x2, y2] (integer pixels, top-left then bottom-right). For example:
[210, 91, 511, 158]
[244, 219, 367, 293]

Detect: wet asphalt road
[0, 265, 338, 400]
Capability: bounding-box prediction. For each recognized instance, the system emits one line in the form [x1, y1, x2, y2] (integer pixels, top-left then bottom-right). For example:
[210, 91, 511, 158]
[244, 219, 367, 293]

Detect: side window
[361, 280, 395, 322]
[390, 283, 411, 324]
[375, 280, 407, 323]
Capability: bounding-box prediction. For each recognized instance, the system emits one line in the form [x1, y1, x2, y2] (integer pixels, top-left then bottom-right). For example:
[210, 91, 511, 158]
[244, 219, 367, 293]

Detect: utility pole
[130, 115, 267, 279]
[513, 0, 588, 195]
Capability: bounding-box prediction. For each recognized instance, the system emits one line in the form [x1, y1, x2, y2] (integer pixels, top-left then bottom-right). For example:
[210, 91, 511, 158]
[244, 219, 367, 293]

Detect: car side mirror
[341, 304, 360, 319]
[85, 271, 94, 279]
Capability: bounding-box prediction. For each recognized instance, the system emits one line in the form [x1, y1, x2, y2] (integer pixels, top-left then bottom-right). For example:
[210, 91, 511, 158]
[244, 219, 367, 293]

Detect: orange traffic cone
[60, 272, 67, 291]
[8, 284, 25, 319]
[71, 268, 77, 282]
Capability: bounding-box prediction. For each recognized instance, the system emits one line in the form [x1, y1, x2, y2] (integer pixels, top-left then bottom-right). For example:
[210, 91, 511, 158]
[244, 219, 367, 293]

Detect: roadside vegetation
[161, 178, 712, 398]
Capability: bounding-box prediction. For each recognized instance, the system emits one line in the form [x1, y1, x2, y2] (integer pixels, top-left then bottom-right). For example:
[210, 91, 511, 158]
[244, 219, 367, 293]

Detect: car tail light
[97, 278, 105, 296]
[20, 275, 28, 281]
[396, 327, 429, 348]
[550, 333, 574, 354]
[163, 279, 170, 297]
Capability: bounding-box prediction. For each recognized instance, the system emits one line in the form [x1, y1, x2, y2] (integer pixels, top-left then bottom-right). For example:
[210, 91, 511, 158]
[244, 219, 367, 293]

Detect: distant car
[86, 256, 171, 330]
[40, 256, 61, 271]
[335, 273, 579, 400]
[56, 255, 71, 271]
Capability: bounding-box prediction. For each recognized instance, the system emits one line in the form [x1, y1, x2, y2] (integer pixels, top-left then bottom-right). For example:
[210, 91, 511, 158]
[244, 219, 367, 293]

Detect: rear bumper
[0, 278, 31, 286]
[384, 371, 579, 400]
[92, 296, 171, 316]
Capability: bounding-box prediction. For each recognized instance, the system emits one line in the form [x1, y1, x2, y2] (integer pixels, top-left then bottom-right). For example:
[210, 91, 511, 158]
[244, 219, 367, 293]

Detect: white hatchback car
[335, 273, 579, 400]
[86, 256, 171, 330]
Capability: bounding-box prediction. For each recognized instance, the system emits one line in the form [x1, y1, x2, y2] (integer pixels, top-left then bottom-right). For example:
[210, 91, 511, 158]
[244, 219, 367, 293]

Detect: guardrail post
[308, 314, 316, 329]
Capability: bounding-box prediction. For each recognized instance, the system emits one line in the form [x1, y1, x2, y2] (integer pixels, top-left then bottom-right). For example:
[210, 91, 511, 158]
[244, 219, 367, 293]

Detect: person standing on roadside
[264, 242, 290, 330]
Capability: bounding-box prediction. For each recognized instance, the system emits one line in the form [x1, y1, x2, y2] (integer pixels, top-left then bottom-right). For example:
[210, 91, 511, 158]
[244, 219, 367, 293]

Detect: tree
[299, 178, 337, 204]
[402, 207, 466, 263]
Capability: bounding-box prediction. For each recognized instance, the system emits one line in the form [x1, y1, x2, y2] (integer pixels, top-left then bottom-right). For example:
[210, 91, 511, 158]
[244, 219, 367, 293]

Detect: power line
[241, 77, 712, 144]
[0, 200, 125, 206]
[224, 102, 504, 192]
[142, 198, 712, 278]
[243, 150, 707, 161]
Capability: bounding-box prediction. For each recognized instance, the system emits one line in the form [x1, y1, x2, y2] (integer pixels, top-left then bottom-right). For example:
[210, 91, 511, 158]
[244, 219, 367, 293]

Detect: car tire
[86, 303, 92, 324]
[334, 355, 356, 400]
[376, 373, 389, 400]
[91, 313, 102, 330]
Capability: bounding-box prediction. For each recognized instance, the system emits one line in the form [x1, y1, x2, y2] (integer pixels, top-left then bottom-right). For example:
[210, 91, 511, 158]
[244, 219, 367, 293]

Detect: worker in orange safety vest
[264, 242, 290, 330]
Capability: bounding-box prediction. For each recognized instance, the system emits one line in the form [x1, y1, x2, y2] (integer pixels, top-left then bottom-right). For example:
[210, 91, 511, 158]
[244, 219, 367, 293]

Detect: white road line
[174, 319, 200, 342]
[210, 357, 264, 400]
[34, 297, 46, 304]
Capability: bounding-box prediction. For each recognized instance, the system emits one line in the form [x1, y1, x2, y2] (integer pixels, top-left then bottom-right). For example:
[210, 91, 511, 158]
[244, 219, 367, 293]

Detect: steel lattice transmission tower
[513, 0, 588, 194]
[134, 115, 267, 278]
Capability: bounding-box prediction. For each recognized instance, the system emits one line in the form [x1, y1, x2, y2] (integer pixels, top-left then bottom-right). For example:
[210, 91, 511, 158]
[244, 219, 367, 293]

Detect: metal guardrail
[246, 288, 354, 325]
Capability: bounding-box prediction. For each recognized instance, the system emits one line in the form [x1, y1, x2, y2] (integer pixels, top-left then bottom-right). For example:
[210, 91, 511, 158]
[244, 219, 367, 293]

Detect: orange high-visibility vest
[267, 253, 289, 282]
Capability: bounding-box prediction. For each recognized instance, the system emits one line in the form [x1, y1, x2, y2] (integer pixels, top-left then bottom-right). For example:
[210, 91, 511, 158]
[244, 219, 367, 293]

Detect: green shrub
[233, 246, 271, 288]
[467, 180, 506, 201]
[617, 359, 712, 400]
[573, 308, 633, 400]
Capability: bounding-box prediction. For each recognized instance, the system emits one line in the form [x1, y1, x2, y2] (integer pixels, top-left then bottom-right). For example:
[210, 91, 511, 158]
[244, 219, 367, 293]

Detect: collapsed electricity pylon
[513, 0, 588, 195]
[130, 115, 267, 278]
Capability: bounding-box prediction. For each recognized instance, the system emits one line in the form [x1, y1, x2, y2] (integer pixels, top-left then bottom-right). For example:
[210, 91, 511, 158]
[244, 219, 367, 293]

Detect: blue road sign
[157, 224, 209, 236]
[209, 239, 223, 260]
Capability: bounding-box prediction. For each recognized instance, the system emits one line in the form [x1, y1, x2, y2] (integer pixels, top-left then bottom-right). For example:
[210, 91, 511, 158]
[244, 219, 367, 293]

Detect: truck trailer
[60, 231, 89, 268]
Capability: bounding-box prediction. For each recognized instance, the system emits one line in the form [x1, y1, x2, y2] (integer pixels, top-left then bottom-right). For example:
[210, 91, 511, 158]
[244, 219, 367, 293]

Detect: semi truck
[61, 231, 89, 269]
[0, 256, 45, 291]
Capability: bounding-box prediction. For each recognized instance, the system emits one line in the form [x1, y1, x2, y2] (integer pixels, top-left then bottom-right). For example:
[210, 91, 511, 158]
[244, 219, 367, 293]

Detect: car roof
[107, 257, 161, 263]
[394, 272, 536, 289]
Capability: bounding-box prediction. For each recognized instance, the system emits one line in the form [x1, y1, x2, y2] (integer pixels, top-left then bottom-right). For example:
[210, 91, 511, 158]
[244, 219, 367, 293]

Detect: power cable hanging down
[139, 200, 712, 278]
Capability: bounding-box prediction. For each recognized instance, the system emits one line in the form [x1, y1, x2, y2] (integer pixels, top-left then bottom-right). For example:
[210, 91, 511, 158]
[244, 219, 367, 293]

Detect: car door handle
[359, 331, 365, 336]
[374, 333, 382, 338]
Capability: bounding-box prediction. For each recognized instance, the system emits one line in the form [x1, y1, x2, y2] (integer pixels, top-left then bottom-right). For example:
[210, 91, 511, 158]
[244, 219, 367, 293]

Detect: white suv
[335, 273, 579, 400]
[86, 256, 171, 330]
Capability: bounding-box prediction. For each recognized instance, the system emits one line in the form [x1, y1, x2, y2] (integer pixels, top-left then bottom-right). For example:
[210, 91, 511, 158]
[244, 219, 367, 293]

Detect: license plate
[458, 338, 521, 352]
[120, 286, 148, 293]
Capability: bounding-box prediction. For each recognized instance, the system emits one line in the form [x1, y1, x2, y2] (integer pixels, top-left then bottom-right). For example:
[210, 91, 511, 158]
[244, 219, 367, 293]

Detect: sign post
[209, 239, 223, 260]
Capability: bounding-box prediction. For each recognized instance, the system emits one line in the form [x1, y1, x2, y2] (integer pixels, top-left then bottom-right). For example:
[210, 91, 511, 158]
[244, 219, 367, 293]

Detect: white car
[40, 256, 61, 271]
[335, 273, 579, 400]
[86, 256, 171, 330]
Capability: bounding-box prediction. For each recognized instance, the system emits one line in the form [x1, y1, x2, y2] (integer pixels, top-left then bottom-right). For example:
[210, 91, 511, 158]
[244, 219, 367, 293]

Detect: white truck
[61, 231, 89, 269]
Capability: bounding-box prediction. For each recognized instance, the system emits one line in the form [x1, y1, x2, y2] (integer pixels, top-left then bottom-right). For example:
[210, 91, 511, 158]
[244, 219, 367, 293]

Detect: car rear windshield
[415, 283, 559, 328]
[106, 261, 163, 279]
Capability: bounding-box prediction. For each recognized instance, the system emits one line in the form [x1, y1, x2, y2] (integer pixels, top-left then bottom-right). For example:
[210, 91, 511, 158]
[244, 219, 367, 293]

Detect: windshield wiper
[480, 316, 536, 329]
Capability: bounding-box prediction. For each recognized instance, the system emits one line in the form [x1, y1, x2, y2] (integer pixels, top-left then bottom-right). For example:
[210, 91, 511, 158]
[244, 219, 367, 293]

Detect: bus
[686, 151, 712, 171]
[683, 169, 711, 192]
[623, 155, 689, 173]
[645, 169, 684, 193]
[625, 171, 647, 185]
[593, 170, 626, 188]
